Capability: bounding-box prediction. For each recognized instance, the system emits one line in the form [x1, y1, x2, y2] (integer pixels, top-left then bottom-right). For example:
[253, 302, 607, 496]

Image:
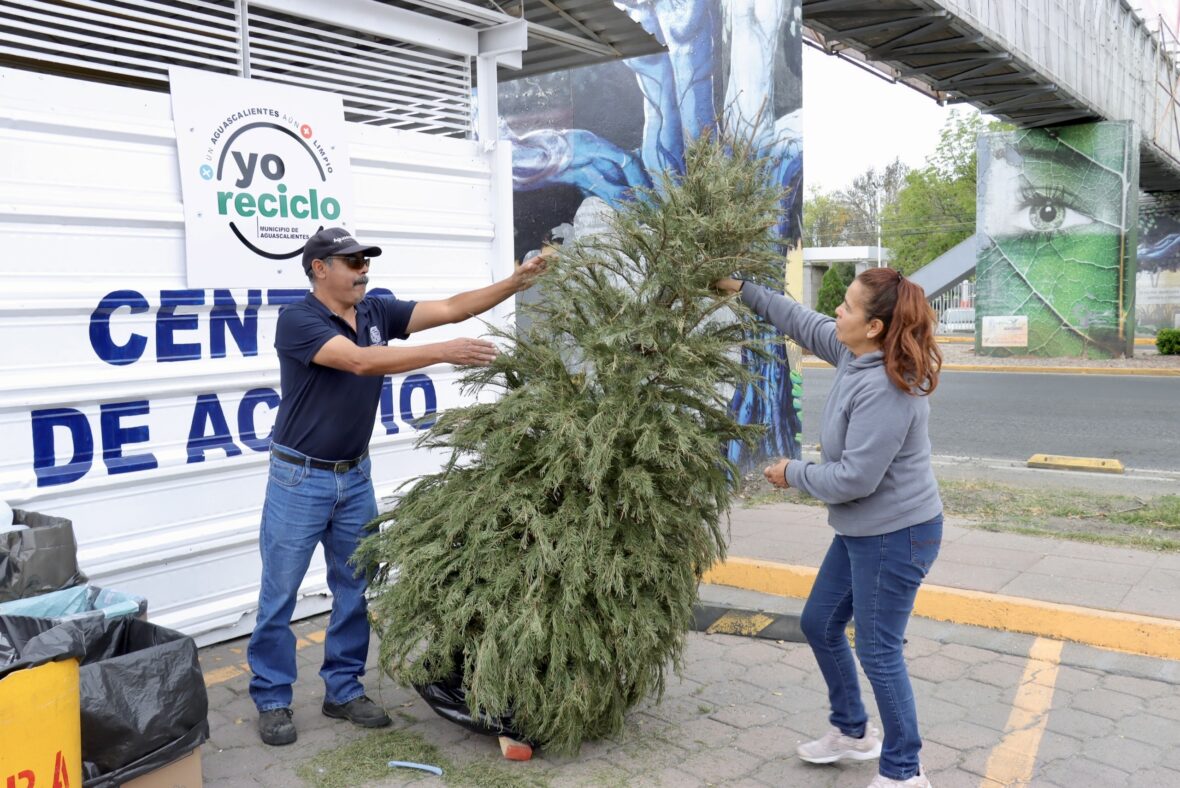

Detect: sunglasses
[329, 255, 371, 270]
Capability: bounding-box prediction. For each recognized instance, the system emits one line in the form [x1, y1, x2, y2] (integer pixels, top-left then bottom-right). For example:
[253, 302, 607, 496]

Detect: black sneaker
[258, 707, 297, 746]
[322, 695, 392, 728]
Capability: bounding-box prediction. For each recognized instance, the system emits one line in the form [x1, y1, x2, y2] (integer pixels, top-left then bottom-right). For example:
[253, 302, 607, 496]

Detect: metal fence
[930, 278, 975, 316]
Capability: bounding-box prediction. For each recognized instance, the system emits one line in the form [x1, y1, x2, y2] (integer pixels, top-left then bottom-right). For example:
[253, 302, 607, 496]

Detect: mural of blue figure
[1137, 192, 1180, 332]
[500, 0, 804, 469]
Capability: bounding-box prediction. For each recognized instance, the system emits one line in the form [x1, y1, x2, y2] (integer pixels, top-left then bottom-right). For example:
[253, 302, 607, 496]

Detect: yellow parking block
[1026, 454, 1124, 474]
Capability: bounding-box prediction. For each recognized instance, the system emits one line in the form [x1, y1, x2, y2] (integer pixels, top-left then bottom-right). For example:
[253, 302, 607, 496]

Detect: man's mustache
[353, 275, 369, 286]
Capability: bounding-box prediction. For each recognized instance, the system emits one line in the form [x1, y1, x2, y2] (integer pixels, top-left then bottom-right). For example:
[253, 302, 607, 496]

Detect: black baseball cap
[301, 227, 382, 274]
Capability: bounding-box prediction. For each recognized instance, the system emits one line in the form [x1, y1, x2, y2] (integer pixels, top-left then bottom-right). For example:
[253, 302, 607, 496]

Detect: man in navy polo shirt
[249, 226, 546, 746]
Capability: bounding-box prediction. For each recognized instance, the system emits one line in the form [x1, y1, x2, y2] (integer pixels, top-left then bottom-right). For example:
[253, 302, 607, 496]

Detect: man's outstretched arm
[405, 254, 548, 334]
[311, 335, 499, 376]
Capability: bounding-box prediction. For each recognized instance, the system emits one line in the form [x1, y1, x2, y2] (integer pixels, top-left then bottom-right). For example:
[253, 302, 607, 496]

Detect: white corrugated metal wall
[0, 1, 521, 644]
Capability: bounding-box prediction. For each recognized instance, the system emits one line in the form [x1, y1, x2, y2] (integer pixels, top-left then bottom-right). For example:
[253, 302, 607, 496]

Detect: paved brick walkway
[198, 606, 1180, 786]
[196, 501, 1180, 786]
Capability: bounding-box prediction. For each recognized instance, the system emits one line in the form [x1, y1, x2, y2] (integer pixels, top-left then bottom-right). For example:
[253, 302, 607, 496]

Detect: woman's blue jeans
[247, 444, 378, 712]
[800, 516, 942, 780]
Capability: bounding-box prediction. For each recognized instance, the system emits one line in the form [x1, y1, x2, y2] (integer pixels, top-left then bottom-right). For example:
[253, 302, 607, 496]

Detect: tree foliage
[804, 111, 1014, 276]
[803, 160, 907, 248]
[815, 262, 856, 317]
[354, 131, 787, 754]
[802, 186, 851, 247]
[883, 111, 1010, 274]
[837, 158, 909, 246]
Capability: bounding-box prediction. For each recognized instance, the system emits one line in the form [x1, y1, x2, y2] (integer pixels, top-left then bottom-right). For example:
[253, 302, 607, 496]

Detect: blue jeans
[800, 516, 942, 781]
[248, 444, 378, 711]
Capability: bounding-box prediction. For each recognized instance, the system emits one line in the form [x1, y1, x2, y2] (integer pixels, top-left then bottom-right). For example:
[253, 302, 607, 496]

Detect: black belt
[271, 447, 368, 473]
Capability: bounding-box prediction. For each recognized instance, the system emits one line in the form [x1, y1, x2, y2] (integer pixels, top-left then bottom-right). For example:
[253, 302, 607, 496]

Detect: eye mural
[976, 121, 1138, 358]
[498, 0, 804, 469]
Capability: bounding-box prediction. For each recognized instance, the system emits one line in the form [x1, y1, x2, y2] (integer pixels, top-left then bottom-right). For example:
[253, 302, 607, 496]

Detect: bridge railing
[939, 0, 1180, 175]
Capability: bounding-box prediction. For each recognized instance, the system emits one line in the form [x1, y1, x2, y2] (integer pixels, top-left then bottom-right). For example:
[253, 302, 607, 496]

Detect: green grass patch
[740, 487, 823, 509]
[938, 482, 1180, 528]
[298, 729, 444, 788]
[1113, 495, 1180, 527]
[298, 728, 552, 788]
[930, 483, 1180, 550]
[740, 477, 1180, 552]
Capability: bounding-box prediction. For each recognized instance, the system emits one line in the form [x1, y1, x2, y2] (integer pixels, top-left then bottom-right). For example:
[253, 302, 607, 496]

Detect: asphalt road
[801, 368, 1180, 472]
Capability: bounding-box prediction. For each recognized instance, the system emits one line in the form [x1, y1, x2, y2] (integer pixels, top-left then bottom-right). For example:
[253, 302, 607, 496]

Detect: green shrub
[815, 262, 856, 317]
[1158, 328, 1180, 355]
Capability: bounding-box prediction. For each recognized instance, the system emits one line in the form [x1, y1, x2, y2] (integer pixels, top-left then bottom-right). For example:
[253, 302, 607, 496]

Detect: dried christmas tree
[355, 130, 787, 754]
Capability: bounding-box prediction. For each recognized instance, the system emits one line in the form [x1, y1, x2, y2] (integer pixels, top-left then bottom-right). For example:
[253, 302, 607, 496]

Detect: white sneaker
[796, 725, 882, 764]
[867, 766, 931, 787]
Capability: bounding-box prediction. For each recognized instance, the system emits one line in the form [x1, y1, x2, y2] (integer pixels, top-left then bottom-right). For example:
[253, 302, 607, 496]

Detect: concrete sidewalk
[723, 502, 1180, 621]
[711, 502, 1180, 660]
[195, 506, 1180, 787]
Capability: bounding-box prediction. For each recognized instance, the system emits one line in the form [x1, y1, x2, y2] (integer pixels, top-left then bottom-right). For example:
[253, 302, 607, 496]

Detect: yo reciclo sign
[169, 67, 358, 288]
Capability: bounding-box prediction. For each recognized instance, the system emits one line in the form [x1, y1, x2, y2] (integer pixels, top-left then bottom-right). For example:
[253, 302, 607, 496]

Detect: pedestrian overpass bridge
[802, 0, 1180, 297]
[803, 0, 1180, 191]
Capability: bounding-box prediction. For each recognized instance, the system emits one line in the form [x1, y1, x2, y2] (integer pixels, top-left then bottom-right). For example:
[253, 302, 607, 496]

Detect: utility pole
[875, 183, 882, 267]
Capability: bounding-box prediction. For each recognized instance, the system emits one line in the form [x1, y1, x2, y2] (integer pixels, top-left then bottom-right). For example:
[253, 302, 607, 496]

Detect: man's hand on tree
[712, 277, 743, 294]
[442, 338, 499, 366]
[763, 458, 790, 489]
[512, 253, 550, 291]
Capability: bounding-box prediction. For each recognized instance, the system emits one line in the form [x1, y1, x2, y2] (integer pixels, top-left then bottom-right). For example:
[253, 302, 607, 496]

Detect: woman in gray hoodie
[715, 267, 943, 788]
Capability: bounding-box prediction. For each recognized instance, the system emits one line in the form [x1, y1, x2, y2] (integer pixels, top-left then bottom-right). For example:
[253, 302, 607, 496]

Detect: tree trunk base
[498, 735, 534, 761]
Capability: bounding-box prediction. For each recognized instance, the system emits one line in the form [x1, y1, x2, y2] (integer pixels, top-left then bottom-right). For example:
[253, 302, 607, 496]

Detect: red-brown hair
[856, 268, 942, 395]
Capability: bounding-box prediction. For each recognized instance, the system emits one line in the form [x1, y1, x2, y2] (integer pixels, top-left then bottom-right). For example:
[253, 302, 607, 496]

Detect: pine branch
[355, 129, 788, 754]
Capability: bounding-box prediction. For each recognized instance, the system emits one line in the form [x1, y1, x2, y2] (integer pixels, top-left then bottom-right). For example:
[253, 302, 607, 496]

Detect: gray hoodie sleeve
[739, 284, 848, 366]
[786, 382, 912, 503]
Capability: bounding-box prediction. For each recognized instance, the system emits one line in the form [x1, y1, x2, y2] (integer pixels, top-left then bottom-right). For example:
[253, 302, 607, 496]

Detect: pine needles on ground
[355, 130, 787, 754]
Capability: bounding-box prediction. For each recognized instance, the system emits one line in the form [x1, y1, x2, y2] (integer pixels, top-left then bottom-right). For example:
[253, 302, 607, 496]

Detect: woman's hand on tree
[711, 277, 743, 294]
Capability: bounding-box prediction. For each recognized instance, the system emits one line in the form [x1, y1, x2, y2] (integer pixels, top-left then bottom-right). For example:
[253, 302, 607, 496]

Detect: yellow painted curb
[704, 557, 1180, 661]
[1027, 454, 1125, 474]
[799, 358, 1180, 376]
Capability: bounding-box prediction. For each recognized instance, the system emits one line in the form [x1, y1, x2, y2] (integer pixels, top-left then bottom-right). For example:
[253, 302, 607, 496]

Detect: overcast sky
[801, 45, 966, 194]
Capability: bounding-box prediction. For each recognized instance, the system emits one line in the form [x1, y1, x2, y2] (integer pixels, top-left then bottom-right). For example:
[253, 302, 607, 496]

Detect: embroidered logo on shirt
[369, 325, 383, 345]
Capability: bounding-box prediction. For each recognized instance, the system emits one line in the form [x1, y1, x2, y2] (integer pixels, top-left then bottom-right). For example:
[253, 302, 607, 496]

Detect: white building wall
[0, 67, 512, 644]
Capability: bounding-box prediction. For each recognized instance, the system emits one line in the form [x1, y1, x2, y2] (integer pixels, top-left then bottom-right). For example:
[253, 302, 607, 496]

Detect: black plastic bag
[0, 510, 87, 602]
[0, 614, 209, 787]
[414, 656, 529, 743]
[0, 613, 85, 677]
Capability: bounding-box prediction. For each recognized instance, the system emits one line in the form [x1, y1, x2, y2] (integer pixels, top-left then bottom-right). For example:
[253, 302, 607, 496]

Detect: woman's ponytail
[858, 268, 942, 395]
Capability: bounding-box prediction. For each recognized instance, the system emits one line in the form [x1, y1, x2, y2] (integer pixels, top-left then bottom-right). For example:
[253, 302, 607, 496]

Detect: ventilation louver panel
[246, 5, 473, 137]
[0, 0, 241, 85]
[0, 0, 475, 138]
